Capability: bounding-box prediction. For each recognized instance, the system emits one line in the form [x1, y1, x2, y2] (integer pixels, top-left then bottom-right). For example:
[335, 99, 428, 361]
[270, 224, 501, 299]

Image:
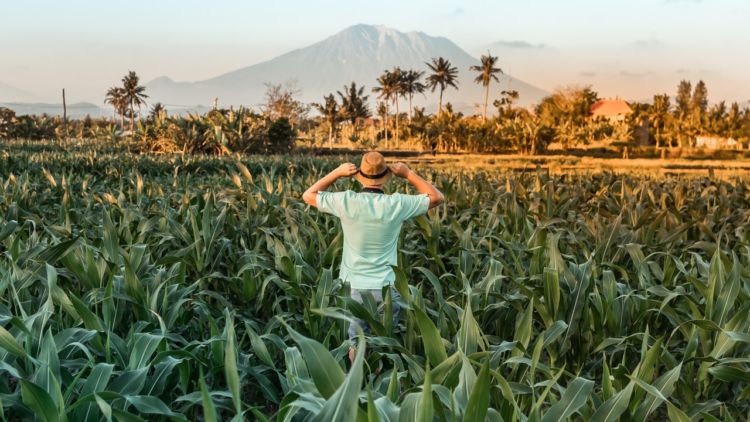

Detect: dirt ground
[397, 153, 750, 178]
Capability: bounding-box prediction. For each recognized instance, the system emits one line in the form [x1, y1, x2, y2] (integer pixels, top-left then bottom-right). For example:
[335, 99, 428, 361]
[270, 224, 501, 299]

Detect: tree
[470, 52, 503, 120]
[493, 89, 519, 118]
[691, 80, 708, 122]
[337, 82, 371, 125]
[675, 80, 692, 117]
[313, 94, 341, 149]
[400, 70, 426, 122]
[150, 102, 166, 120]
[707, 101, 727, 135]
[376, 101, 388, 143]
[425, 57, 459, 116]
[262, 82, 309, 128]
[372, 69, 401, 148]
[650, 94, 671, 149]
[104, 86, 127, 127]
[121, 71, 148, 132]
[726, 102, 743, 139]
[266, 118, 296, 153]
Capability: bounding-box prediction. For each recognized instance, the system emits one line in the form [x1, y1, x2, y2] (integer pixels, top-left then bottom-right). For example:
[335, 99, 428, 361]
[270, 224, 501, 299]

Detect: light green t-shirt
[317, 190, 430, 289]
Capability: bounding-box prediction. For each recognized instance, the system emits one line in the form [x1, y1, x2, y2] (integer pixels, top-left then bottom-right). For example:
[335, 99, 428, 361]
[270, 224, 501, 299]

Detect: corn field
[0, 139, 748, 421]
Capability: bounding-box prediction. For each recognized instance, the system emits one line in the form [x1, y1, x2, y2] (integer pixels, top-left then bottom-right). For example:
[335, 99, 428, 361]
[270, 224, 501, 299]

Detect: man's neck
[362, 186, 384, 193]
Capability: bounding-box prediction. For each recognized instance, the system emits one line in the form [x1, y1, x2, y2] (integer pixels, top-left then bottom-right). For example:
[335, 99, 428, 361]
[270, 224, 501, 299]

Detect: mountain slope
[146, 24, 548, 112]
[0, 82, 39, 103]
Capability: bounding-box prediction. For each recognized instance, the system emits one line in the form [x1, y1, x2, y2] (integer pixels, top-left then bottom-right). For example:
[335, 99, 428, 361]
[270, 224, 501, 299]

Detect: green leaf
[590, 380, 635, 422]
[463, 359, 491, 422]
[109, 368, 148, 395]
[224, 312, 242, 418]
[561, 261, 591, 355]
[76, 363, 115, 422]
[543, 267, 561, 317]
[281, 320, 345, 399]
[69, 292, 105, 332]
[414, 305, 447, 365]
[513, 297, 534, 354]
[367, 387, 381, 422]
[666, 402, 692, 422]
[94, 394, 112, 422]
[127, 333, 163, 370]
[708, 365, 750, 382]
[633, 363, 682, 422]
[312, 334, 366, 422]
[21, 379, 61, 422]
[124, 395, 186, 421]
[542, 320, 568, 349]
[453, 354, 477, 412]
[0, 323, 26, 358]
[387, 368, 400, 403]
[417, 364, 433, 422]
[542, 377, 594, 422]
[456, 295, 484, 355]
[245, 324, 275, 368]
[199, 367, 219, 422]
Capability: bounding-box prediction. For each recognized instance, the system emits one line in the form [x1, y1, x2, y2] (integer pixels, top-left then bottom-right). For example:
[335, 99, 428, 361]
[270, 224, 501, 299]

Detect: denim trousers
[347, 286, 402, 339]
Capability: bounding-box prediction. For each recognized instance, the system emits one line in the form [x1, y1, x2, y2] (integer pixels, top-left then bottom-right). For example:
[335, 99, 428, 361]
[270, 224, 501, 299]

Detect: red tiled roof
[591, 99, 632, 116]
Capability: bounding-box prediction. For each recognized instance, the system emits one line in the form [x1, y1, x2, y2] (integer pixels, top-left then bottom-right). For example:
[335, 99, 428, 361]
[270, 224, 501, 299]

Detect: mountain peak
[146, 25, 548, 110]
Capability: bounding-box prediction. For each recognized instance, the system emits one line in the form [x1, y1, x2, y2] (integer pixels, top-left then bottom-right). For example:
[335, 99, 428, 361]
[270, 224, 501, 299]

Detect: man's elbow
[429, 191, 445, 209]
[302, 191, 317, 207]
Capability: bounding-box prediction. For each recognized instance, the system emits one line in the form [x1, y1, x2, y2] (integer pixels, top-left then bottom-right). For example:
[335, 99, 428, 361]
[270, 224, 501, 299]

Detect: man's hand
[390, 162, 411, 178]
[336, 163, 358, 178]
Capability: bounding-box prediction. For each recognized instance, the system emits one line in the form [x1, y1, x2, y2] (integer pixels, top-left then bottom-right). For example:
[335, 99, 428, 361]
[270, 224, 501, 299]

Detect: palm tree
[470, 52, 503, 120]
[150, 102, 166, 120]
[313, 94, 340, 149]
[372, 69, 401, 148]
[494, 89, 519, 118]
[401, 70, 426, 123]
[650, 94, 671, 149]
[104, 87, 127, 127]
[376, 101, 387, 144]
[337, 82, 371, 125]
[390, 67, 404, 147]
[121, 71, 148, 132]
[425, 57, 459, 116]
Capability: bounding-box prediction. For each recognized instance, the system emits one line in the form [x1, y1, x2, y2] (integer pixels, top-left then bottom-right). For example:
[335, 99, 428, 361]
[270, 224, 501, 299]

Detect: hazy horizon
[2, 0, 749, 105]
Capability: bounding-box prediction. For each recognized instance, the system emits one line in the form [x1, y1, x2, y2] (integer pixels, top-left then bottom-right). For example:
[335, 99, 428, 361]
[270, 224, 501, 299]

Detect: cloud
[489, 40, 547, 49]
[626, 37, 665, 49]
[447, 7, 465, 17]
[579, 71, 596, 78]
[620, 71, 655, 78]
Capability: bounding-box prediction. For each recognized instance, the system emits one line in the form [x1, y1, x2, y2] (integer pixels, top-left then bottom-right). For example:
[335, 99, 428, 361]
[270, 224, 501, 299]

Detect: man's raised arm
[302, 162, 358, 208]
[390, 162, 445, 209]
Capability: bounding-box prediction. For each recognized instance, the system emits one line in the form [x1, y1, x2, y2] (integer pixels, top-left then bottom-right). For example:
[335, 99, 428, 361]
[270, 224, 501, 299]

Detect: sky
[1, 0, 749, 104]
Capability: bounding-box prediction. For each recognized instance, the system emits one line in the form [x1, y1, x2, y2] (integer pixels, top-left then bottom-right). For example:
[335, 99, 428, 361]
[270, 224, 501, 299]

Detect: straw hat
[354, 151, 393, 186]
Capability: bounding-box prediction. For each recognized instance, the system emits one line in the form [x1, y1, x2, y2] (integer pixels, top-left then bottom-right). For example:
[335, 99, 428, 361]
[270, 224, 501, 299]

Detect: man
[302, 151, 445, 362]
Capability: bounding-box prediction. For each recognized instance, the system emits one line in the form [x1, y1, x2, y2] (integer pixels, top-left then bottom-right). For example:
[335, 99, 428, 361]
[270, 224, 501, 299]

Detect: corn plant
[0, 139, 748, 421]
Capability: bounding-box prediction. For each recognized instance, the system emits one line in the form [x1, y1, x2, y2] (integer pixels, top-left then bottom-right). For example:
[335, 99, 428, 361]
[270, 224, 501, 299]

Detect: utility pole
[62, 88, 68, 139]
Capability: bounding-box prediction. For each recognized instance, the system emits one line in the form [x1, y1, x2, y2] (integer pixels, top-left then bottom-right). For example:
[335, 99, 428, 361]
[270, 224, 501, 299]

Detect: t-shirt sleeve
[397, 193, 430, 221]
[316, 191, 344, 217]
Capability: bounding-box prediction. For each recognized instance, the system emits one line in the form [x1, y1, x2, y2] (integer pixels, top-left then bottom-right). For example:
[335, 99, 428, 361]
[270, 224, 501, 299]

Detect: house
[591, 99, 633, 123]
[361, 117, 381, 127]
[695, 135, 739, 149]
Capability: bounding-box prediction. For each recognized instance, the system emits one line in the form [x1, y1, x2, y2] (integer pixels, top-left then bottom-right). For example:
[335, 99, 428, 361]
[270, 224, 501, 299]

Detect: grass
[0, 139, 748, 421]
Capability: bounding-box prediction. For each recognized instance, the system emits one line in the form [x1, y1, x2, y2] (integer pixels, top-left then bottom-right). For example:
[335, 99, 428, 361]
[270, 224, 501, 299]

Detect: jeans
[347, 286, 402, 339]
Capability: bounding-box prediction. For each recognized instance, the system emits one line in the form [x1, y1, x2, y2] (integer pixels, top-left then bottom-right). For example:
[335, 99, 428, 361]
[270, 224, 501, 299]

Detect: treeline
[1, 61, 749, 155]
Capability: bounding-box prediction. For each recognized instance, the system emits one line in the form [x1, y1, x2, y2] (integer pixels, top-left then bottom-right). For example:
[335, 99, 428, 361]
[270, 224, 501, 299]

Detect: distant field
[402, 153, 750, 177]
[304, 144, 750, 176]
